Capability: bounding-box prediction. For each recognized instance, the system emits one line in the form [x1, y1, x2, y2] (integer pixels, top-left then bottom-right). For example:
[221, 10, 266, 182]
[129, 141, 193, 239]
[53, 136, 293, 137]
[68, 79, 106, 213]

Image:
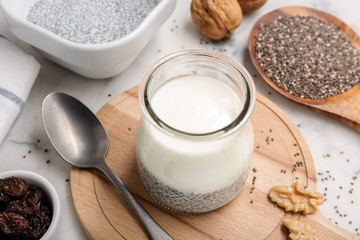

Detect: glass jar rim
[139, 49, 256, 140]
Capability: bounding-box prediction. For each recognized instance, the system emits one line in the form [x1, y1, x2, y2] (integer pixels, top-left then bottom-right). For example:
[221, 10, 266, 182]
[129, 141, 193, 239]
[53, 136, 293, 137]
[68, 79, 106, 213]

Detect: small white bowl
[0, 0, 176, 79]
[0, 170, 61, 240]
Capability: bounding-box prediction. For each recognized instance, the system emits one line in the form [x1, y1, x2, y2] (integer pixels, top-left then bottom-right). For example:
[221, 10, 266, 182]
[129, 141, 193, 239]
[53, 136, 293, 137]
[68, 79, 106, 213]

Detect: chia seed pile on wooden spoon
[255, 15, 360, 99]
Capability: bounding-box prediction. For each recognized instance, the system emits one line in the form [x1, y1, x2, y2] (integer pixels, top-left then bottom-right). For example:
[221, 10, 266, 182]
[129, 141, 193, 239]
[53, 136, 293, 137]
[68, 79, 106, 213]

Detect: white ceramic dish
[0, 0, 176, 79]
[0, 170, 61, 240]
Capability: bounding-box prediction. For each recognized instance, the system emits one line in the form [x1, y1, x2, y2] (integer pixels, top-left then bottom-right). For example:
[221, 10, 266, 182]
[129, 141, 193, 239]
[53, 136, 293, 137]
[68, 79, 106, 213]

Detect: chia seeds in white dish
[255, 15, 360, 99]
[27, 0, 159, 44]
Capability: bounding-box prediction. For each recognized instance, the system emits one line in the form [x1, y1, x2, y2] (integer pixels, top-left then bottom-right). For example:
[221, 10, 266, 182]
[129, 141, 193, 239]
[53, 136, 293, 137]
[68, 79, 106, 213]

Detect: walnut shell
[237, 0, 266, 12]
[191, 0, 243, 40]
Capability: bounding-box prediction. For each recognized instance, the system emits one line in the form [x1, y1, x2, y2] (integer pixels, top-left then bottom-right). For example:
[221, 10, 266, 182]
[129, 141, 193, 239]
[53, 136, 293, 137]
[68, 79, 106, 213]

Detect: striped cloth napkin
[0, 34, 40, 144]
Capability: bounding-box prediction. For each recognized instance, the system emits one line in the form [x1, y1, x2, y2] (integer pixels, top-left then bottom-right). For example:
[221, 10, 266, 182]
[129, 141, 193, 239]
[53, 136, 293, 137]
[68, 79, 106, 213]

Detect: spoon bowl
[42, 92, 173, 240]
[42, 92, 109, 168]
[248, 6, 360, 132]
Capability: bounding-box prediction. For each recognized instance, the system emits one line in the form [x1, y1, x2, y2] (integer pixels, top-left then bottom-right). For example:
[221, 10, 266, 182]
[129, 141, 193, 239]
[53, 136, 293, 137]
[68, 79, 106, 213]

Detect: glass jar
[136, 49, 256, 213]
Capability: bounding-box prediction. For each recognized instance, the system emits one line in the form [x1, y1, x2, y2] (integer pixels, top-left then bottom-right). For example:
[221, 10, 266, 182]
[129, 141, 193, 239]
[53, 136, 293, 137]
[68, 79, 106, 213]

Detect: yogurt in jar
[136, 74, 253, 213]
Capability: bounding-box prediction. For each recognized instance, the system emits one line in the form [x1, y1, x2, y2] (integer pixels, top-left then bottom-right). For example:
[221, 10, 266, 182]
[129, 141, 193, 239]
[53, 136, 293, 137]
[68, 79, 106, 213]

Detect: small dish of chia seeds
[0, 0, 176, 79]
[248, 6, 360, 132]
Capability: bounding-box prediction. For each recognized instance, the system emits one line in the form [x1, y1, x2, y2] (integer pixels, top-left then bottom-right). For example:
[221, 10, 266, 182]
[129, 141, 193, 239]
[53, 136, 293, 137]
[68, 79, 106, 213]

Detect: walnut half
[283, 218, 318, 240]
[268, 181, 323, 214]
[190, 0, 243, 40]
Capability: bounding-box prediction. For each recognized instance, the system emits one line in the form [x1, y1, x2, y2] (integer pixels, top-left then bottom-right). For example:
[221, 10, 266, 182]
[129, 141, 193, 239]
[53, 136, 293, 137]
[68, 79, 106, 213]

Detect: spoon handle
[98, 161, 174, 240]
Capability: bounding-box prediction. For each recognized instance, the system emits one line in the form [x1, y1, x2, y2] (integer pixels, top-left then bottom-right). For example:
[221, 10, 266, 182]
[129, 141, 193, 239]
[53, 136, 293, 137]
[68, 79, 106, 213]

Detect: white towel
[0, 34, 40, 144]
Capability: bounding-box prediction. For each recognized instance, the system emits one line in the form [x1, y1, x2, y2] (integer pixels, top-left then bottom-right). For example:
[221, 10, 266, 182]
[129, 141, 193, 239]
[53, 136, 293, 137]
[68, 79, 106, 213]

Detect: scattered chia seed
[46, 160, 50, 164]
[250, 200, 254, 204]
[44, 149, 48, 153]
[65, 179, 69, 182]
[28, 150, 31, 154]
[27, 0, 159, 44]
[252, 168, 257, 173]
[255, 15, 360, 99]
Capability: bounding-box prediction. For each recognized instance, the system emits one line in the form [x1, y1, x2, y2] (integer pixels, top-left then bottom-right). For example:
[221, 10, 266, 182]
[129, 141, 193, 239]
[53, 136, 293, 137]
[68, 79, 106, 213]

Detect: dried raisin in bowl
[0, 170, 60, 240]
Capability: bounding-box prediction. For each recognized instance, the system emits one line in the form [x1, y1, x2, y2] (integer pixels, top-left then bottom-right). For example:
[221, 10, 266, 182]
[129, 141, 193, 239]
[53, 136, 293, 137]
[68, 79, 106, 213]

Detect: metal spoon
[42, 92, 173, 240]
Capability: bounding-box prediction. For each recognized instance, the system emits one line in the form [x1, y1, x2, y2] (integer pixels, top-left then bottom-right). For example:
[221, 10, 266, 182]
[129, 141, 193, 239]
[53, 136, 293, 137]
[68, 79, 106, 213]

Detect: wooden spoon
[248, 6, 360, 132]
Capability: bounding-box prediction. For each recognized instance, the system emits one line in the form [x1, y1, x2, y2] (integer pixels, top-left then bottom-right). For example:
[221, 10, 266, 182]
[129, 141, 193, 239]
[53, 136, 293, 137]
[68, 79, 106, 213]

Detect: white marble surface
[1, 0, 360, 239]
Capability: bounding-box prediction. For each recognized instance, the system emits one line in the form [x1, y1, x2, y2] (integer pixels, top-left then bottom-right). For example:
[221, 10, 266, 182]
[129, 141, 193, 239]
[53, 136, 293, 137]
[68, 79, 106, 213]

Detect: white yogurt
[150, 75, 242, 134]
[136, 76, 253, 196]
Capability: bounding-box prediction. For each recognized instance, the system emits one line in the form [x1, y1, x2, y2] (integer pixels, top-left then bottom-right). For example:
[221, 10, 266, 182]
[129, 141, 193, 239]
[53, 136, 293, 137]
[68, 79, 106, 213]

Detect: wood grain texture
[248, 6, 360, 132]
[70, 86, 358, 239]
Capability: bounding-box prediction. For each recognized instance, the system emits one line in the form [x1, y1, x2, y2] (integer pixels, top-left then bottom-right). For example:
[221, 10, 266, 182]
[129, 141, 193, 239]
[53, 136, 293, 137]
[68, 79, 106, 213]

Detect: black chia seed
[255, 15, 360, 99]
[27, 0, 159, 44]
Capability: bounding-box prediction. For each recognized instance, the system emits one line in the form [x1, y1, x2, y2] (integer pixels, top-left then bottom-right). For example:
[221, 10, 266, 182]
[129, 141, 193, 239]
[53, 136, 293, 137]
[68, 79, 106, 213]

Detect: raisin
[5, 185, 43, 218]
[0, 177, 28, 197]
[0, 212, 29, 235]
[40, 204, 52, 219]
[27, 209, 51, 240]
[0, 193, 10, 211]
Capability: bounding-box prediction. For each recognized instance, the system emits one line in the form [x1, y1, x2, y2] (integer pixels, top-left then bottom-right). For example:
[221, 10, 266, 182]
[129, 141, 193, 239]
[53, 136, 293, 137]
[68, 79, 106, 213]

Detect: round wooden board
[70, 86, 356, 239]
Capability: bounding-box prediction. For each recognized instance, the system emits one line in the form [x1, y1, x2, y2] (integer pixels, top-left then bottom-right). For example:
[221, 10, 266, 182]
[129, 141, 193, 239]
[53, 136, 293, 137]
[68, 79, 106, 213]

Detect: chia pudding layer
[138, 159, 249, 214]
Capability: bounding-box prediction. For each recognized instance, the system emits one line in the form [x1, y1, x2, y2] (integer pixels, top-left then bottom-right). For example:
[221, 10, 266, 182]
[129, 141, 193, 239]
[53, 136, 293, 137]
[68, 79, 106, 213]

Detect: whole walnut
[237, 0, 267, 12]
[191, 0, 243, 40]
